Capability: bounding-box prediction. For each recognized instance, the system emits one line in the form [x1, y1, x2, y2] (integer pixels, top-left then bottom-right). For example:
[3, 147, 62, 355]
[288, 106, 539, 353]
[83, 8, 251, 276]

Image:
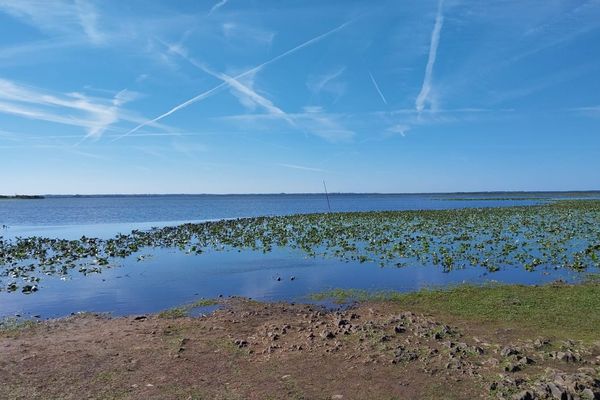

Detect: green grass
[0, 317, 39, 335]
[158, 298, 219, 319]
[312, 281, 600, 342]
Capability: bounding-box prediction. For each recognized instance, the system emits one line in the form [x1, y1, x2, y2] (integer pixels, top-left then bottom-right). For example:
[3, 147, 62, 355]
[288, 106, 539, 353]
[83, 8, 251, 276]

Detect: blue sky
[0, 0, 599, 194]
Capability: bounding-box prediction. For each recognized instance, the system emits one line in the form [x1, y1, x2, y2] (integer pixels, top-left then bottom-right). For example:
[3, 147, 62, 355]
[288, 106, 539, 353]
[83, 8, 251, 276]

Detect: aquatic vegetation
[2, 200, 600, 293]
[158, 299, 219, 319]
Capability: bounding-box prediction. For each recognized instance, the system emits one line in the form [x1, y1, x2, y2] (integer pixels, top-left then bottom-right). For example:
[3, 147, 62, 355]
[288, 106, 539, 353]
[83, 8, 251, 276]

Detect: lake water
[1, 193, 598, 319]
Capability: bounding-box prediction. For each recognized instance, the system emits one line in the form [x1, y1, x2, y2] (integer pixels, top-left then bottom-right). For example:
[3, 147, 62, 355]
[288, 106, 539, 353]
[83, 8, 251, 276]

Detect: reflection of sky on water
[0, 246, 587, 319]
[2, 220, 213, 240]
[2, 193, 598, 319]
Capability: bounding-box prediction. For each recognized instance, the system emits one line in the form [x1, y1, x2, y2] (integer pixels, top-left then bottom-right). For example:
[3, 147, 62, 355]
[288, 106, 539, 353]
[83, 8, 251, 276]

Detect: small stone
[394, 325, 406, 334]
[321, 330, 336, 339]
[512, 390, 533, 400]
[517, 356, 534, 366]
[581, 388, 595, 400]
[501, 346, 520, 357]
[547, 382, 566, 399]
[337, 319, 349, 327]
[504, 363, 521, 373]
[552, 350, 579, 363]
[533, 338, 550, 348]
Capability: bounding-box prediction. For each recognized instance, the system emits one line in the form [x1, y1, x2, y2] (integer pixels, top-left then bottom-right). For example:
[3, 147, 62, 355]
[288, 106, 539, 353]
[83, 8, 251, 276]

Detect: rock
[234, 339, 248, 348]
[445, 359, 463, 370]
[337, 319, 349, 327]
[504, 363, 521, 373]
[517, 356, 534, 366]
[547, 382, 566, 399]
[551, 351, 580, 363]
[512, 390, 533, 400]
[580, 388, 595, 399]
[501, 346, 520, 357]
[133, 315, 147, 321]
[321, 330, 336, 339]
[392, 346, 419, 363]
[394, 325, 406, 334]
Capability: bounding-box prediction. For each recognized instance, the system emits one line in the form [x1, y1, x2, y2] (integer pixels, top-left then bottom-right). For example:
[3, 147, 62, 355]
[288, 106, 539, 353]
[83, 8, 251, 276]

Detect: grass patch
[0, 317, 39, 335]
[312, 281, 600, 342]
[158, 298, 219, 319]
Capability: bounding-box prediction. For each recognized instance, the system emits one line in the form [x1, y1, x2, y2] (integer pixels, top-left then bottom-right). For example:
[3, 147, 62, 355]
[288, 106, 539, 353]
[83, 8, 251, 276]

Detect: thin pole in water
[323, 180, 331, 213]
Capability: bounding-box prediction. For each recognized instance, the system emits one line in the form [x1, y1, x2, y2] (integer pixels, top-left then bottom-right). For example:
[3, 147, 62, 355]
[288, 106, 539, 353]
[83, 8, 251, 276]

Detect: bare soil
[1, 298, 599, 399]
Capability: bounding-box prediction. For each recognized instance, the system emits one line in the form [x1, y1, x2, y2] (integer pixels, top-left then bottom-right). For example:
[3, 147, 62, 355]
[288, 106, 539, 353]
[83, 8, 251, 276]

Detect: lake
[1, 192, 598, 319]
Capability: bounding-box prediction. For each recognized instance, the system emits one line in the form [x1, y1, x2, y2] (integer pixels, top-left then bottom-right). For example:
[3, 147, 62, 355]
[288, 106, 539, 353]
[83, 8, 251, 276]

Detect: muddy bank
[2, 295, 599, 400]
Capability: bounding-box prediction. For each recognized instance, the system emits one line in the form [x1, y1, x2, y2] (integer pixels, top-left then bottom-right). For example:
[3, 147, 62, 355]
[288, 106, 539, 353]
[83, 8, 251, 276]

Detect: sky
[0, 0, 599, 194]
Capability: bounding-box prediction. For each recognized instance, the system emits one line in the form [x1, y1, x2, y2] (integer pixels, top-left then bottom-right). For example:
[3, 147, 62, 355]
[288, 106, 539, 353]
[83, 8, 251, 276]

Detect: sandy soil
[1, 298, 599, 400]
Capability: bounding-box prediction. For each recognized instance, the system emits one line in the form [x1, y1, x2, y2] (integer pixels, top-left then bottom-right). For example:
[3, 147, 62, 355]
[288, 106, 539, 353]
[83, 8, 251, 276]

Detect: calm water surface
[0, 193, 597, 318]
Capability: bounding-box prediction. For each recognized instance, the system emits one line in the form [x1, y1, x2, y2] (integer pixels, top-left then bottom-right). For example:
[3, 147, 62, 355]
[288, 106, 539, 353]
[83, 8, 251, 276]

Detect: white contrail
[113, 19, 354, 141]
[277, 163, 325, 172]
[208, 0, 228, 16]
[368, 71, 387, 105]
[173, 49, 296, 126]
[415, 0, 444, 113]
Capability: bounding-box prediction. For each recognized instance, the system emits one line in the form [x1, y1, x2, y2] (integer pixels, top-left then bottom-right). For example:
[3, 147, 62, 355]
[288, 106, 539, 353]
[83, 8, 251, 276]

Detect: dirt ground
[1, 298, 599, 400]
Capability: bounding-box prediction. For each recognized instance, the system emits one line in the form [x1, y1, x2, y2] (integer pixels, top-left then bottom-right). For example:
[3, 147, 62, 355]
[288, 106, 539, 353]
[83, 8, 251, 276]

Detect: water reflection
[0, 247, 586, 319]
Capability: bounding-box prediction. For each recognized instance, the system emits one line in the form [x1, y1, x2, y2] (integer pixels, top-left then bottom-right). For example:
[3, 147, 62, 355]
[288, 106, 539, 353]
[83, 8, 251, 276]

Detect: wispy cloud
[385, 124, 410, 137]
[415, 0, 444, 113]
[222, 22, 275, 47]
[219, 106, 355, 142]
[308, 69, 342, 93]
[115, 19, 355, 140]
[0, 78, 164, 139]
[168, 45, 295, 126]
[208, 0, 228, 16]
[277, 163, 326, 173]
[571, 105, 600, 118]
[74, 0, 105, 44]
[0, 0, 106, 44]
[368, 71, 387, 105]
[307, 67, 346, 100]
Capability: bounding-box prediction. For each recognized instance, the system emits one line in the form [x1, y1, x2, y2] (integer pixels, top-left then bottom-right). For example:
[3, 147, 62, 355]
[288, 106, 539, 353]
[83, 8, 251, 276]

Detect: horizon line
[3, 190, 600, 197]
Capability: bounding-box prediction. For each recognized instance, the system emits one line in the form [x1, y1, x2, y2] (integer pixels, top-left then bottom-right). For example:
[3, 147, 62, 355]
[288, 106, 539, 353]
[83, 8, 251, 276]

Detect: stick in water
[323, 180, 331, 213]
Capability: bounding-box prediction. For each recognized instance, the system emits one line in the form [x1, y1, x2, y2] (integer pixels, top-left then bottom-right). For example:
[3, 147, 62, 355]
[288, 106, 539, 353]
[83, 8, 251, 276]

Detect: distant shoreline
[0, 195, 44, 200]
[2, 190, 599, 199]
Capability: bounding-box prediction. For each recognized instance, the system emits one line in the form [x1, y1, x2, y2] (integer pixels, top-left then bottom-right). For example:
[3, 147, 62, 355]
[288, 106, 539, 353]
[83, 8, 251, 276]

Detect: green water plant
[2, 200, 600, 293]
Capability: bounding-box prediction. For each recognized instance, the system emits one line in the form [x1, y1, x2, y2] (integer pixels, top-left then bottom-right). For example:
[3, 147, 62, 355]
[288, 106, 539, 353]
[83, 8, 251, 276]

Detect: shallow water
[1, 193, 598, 319]
[1, 193, 547, 231]
[0, 247, 587, 319]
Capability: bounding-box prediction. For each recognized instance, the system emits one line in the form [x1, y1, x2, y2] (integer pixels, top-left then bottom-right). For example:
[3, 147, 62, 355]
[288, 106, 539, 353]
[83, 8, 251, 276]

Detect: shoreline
[3, 281, 599, 399]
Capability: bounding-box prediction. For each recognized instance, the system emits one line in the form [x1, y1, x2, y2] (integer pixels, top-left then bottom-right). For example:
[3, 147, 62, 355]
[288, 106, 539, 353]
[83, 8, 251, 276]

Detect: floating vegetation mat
[1, 200, 600, 293]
